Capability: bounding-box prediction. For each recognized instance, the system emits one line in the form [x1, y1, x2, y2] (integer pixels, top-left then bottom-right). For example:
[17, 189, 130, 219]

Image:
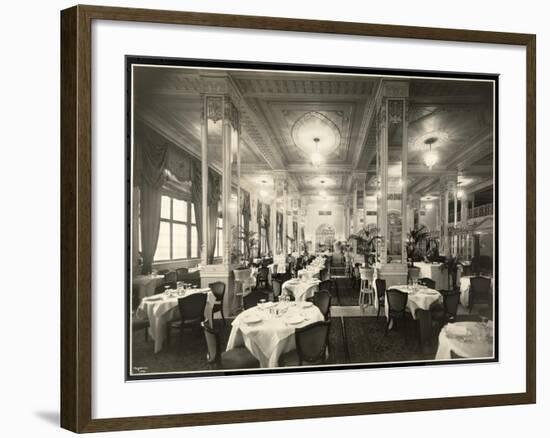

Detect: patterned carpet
[131, 273, 488, 375]
[131, 315, 438, 375]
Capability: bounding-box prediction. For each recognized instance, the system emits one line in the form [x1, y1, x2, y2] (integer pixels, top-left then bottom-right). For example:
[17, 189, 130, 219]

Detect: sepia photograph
[127, 58, 497, 379]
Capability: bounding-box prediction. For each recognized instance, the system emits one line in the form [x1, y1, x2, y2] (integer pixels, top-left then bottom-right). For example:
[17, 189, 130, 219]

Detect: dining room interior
[129, 63, 496, 377]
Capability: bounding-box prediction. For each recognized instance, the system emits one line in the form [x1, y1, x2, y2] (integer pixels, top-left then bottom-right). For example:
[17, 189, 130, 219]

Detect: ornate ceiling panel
[133, 66, 495, 200]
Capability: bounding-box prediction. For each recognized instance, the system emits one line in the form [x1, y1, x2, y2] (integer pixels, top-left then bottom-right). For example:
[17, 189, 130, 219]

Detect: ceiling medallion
[291, 112, 341, 166]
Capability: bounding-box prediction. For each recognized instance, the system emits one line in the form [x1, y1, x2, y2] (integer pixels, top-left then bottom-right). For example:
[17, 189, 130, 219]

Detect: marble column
[200, 96, 208, 266]
[376, 81, 409, 286]
[439, 176, 456, 257]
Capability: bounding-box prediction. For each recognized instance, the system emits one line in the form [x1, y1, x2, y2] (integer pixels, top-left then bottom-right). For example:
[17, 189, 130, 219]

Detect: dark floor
[131, 273, 490, 375]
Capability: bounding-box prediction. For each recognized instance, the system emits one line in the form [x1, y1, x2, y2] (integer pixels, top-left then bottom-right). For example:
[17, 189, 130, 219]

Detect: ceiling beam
[285, 163, 353, 174]
[352, 78, 383, 170]
[445, 128, 493, 170]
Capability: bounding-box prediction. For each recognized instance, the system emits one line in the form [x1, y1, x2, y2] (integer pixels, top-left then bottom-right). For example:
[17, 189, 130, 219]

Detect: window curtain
[190, 160, 203, 253]
[134, 125, 169, 274]
[207, 169, 221, 263]
[240, 190, 251, 259]
[293, 221, 298, 252]
[241, 190, 251, 233]
[264, 204, 271, 254]
[276, 211, 283, 254]
[257, 202, 263, 256]
[134, 122, 197, 272]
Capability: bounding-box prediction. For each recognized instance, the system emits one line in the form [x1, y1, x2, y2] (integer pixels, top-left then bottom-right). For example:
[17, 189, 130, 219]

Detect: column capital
[439, 175, 457, 193]
[382, 80, 410, 98]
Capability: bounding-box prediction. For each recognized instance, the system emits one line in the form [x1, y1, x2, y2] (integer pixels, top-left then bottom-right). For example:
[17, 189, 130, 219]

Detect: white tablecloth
[383, 285, 442, 320]
[435, 321, 494, 360]
[310, 258, 326, 269]
[132, 274, 165, 301]
[268, 263, 287, 274]
[282, 278, 320, 301]
[298, 266, 321, 280]
[459, 276, 494, 308]
[135, 288, 216, 353]
[415, 262, 462, 290]
[226, 302, 324, 368]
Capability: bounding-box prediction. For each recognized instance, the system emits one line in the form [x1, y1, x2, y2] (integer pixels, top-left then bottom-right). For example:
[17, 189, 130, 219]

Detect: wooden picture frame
[60, 4, 536, 433]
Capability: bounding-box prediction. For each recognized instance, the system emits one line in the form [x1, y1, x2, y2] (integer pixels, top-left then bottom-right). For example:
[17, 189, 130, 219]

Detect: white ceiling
[134, 67, 494, 201]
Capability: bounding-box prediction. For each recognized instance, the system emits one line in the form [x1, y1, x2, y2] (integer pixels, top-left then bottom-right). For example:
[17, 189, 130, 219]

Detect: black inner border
[125, 55, 499, 381]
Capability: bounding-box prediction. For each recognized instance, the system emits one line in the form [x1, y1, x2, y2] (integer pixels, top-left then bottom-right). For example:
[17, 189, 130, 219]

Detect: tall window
[154, 195, 199, 261]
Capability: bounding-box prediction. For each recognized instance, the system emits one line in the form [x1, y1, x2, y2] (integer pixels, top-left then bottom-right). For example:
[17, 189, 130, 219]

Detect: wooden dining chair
[175, 267, 189, 281]
[167, 293, 207, 345]
[279, 320, 331, 366]
[318, 280, 332, 294]
[431, 290, 461, 326]
[375, 278, 386, 320]
[313, 290, 332, 320]
[271, 278, 283, 300]
[202, 321, 259, 369]
[132, 313, 149, 342]
[256, 267, 269, 290]
[208, 281, 226, 325]
[469, 276, 491, 311]
[164, 271, 177, 285]
[243, 291, 268, 309]
[385, 289, 408, 336]
[418, 277, 436, 289]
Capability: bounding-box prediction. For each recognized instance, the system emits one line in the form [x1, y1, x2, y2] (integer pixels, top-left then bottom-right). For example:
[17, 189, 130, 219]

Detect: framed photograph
[60, 4, 536, 433]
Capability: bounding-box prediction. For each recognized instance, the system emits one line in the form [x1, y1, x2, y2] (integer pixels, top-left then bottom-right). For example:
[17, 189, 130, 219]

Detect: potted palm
[348, 226, 382, 268]
[234, 226, 258, 267]
[406, 225, 430, 283]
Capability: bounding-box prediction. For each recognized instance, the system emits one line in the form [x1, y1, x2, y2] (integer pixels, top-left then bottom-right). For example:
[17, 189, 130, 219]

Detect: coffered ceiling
[134, 66, 494, 202]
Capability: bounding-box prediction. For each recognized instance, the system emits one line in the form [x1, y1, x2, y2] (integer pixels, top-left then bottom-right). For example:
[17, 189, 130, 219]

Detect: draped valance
[134, 121, 194, 187]
[134, 121, 222, 269]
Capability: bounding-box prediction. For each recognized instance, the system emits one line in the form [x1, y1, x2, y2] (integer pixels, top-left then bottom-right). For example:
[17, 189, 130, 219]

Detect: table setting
[226, 299, 324, 367]
[381, 284, 442, 320]
[435, 320, 494, 360]
[135, 283, 216, 353]
[282, 277, 320, 301]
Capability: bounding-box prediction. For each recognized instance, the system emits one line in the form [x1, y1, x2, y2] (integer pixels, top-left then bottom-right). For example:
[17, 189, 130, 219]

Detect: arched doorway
[315, 224, 335, 253]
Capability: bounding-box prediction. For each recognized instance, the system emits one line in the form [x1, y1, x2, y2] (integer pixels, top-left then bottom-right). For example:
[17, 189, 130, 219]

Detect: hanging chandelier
[311, 137, 322, 167]
[423, 136, 439, 169]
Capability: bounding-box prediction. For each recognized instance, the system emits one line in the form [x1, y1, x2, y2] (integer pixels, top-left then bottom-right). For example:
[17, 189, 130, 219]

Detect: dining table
[298, 266, 321, 279]
[435, 321, 494, 360]
[415, 262, 462, 290]
[226, 301, 324, 368]
[378, 284, 442, 320]
[134, 287, 216, 353]
[376, 284, 442, 351]
[282, 278, 320, 301]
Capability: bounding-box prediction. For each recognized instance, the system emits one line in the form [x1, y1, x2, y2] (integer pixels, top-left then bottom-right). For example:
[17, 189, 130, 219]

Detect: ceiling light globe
[423, 150, 438, 169]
